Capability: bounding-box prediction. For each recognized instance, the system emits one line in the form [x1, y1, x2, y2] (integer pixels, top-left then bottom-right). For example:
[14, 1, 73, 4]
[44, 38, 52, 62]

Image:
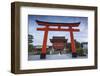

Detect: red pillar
[40, 26, 48, 59]
[69, 27, 77, 57]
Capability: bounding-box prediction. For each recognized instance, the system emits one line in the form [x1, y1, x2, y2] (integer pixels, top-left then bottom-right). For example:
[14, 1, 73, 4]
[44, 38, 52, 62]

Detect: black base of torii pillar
[40, 53, 46, 59]
[72, 53, 77, 58]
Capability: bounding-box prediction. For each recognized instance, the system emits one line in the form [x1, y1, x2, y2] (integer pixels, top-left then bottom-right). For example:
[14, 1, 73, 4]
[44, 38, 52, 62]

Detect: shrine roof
[36, 20, 80, 27]
[50, 36, 67, 43]
[53, 36, 65, 39]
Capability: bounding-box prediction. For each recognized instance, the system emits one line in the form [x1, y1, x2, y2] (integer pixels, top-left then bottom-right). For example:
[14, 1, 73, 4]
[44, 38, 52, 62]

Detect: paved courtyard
[28, 53, 87, 61]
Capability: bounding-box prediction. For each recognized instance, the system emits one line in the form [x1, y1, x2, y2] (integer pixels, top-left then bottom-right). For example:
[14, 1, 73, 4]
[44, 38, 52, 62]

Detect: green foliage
[75, 40, 81, 48]
[76, 48, 84, 56]
[75, 40, 85, 56]
[35, 49, 41, 55]
[28, 34, 34, 52]
[47, 50, 50, 55]
[28, 34, 33, 43]
[67, 40, 85, 56]
[28, 44, 34, 52]
[67, 43, 71, 52]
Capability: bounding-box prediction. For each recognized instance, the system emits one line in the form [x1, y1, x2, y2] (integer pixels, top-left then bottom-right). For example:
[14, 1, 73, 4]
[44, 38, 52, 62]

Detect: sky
[28, 15, 88, 46]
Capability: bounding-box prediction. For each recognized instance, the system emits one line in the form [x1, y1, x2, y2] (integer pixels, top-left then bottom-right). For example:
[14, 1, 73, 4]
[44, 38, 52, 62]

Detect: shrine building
[50, 36, 67, 51]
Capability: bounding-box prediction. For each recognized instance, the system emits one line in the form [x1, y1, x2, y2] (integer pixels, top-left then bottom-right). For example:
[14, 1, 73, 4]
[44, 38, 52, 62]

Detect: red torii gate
[36, 20, 80, 59]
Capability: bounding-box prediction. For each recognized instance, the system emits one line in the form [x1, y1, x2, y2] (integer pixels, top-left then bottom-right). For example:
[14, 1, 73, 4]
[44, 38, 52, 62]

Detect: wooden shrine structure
[50, 36, 67, 51]
[36, 20, 80, 59]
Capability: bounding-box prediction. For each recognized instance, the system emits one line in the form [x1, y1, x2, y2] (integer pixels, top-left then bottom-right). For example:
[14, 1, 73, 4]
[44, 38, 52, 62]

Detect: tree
[67, 40, 84, 56]
[74, 40, 81, 48]
[28, 34, 33, 43]
[67, 43, 71, 53]
[74, 40, 84, 56]
[28, 34, 34, 52]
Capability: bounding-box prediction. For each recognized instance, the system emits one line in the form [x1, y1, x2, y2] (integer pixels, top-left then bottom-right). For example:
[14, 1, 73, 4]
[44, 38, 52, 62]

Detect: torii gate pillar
[40, 26, 48, 59]
[69, 27, 77, 57]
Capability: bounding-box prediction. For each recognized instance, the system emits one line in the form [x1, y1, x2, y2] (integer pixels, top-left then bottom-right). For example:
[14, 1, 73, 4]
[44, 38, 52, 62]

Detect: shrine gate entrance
[36, 20, 80, 59]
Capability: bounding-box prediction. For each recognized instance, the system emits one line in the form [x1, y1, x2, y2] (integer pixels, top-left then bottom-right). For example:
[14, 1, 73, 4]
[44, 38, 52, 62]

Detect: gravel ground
[28, 53, 87, 61]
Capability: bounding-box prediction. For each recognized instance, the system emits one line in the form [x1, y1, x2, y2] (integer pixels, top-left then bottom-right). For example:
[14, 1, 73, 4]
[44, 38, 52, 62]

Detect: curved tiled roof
[36, 20, 80, 27]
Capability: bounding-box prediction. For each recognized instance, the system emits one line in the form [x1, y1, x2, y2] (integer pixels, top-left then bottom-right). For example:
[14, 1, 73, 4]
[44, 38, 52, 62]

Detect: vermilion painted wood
[69, 27, 76, 53]
[37, 27, 80, 31]
[41, 26, 49, 54]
